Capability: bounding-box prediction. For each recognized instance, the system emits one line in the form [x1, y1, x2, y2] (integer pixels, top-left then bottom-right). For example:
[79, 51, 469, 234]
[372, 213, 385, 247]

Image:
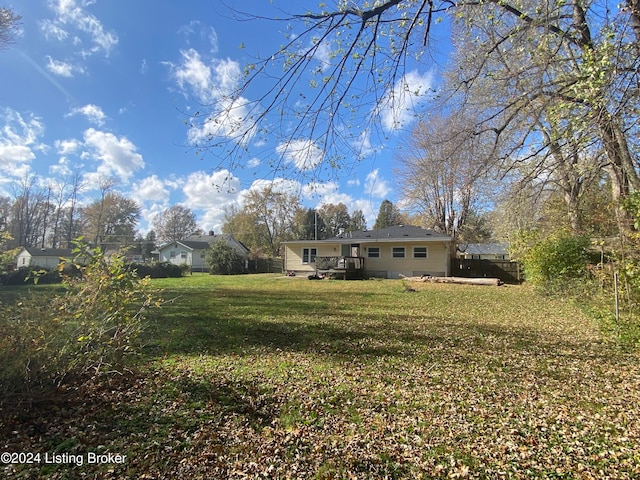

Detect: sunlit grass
[4, 274, 640, 479]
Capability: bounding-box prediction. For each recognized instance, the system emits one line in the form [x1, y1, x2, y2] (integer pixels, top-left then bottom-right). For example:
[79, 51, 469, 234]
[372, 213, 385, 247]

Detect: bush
[0, 242, 161, 406]
[128, 262, 186, 278]
[0, 264, 82, 285]
[520, 231, 590, 288]
[206, 241, 245, 275]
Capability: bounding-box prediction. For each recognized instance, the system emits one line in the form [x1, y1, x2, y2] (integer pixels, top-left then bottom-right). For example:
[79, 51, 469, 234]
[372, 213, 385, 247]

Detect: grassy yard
[2, 274, 640, 478]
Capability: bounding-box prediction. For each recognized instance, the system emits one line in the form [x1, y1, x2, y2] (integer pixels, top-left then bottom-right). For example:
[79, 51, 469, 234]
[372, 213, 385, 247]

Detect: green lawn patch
[2, 274, 639, 478]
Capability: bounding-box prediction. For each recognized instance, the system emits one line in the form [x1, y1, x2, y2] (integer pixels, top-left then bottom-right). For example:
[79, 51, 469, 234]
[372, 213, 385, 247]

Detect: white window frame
[367, 247, 380, 258]
[392, 247, 405, 258]
[413, 246, 428, 259]
[302, 247, 317, 264]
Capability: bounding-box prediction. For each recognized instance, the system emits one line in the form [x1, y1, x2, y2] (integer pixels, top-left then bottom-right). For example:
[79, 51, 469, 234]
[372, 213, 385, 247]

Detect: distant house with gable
[15, 247, 73, 269]
[457, 243, 510, 260]
[156, 231, 250, 272]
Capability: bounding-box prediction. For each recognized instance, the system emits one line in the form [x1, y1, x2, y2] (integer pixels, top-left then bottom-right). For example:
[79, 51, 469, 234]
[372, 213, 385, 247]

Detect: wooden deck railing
[315, 256, 364, 271]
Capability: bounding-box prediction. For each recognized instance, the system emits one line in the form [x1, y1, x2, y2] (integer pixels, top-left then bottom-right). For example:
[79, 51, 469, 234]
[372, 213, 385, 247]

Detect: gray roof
[158, 233, 250, 254]
[458, 243, 509, 255]
[328, 225, 452, 242]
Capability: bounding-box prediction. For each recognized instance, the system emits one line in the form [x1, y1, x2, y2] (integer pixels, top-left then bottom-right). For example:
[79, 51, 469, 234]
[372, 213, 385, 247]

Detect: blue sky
[1, 1, 450, 233]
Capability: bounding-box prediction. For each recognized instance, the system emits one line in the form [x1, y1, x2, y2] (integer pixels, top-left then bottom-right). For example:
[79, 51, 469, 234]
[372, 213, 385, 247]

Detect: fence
[451, 258, 521, 284]
[248, 257, 283, 274]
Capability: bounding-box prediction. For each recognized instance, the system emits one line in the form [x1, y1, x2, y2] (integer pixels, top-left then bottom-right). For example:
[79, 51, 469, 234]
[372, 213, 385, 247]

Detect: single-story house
[157, 232, 250, 272]
[457, 243, 510, 260]
[15, 247, 74, 269]
[283, 225, 453, 279]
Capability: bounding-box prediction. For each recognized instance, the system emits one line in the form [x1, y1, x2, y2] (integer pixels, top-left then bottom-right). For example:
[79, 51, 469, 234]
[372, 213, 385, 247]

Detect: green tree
[347, 209, 367, 232]
[80, 192, 140, 249]
[206, 240, 244, 275]
[292, 208, 327, 240]
[318, 203, 351, 238]
[374, 200, 403, 229]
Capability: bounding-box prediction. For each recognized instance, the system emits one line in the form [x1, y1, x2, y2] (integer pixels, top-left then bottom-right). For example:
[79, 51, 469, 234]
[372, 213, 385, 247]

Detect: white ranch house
[15, 247, 73, 269]
[283, 225, 453, 279]
[157, 232, 250, 272]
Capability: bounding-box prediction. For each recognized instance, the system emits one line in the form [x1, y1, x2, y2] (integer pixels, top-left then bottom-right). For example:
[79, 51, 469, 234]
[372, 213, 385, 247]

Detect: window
[392, 247, 405, 258]
[368, 247, 380, 258]
[169, 250, 176, 258]
[413, 247, 428, 258]
[302, 247, 317, 264]
[181, 252, 187, 259]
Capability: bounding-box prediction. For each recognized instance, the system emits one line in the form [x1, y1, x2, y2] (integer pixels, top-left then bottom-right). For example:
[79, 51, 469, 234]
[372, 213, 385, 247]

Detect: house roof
[286, 225, 452, 244]
[20, 247, 73, 258]
[157, 233, 250, 254]
[458, 243, 509, 256]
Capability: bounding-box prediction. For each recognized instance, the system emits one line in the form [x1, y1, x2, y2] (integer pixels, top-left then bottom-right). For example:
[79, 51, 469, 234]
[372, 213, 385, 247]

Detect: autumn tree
[80, 192, 140, 249]
[396, 114, 492, 239]
[448, 0, 640, 235]
[223, 187, 301, 256]
[153, 205, 198, 244]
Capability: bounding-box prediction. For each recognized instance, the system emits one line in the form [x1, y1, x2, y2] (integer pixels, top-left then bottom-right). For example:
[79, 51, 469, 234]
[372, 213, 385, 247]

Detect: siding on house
[283, 225, 452, 279]
[362, 241, 450, 278]
[156, 233, 249, 272]
[15, 247, 73, 268]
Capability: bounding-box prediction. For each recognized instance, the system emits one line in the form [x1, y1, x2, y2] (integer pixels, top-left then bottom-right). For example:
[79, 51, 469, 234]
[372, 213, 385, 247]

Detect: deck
[315, 256, 365, 280]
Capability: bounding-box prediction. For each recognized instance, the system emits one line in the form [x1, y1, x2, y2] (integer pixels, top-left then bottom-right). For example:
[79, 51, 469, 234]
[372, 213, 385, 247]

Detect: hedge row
[0, 263, 187, 285]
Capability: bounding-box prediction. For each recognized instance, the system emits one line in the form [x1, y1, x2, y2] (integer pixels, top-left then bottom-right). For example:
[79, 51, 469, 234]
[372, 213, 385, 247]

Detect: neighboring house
[283, 225, 453, 279]
[457, 243, 510, 260]
[15, 247, 73, 269]
[157, 232, 250, 272]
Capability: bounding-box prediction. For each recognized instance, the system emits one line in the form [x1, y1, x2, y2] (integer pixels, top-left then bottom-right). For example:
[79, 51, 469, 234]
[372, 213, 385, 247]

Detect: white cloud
[40, 20, 69, 41]
[171, 48, 212, 100]
[178, 21, 219, 54]
[310, 39, 332, 72]
[378, 70, 434, 131]
[67, 104, 107, 125]
[131, 175, 171, 204]
[47, 0, 118, 57]
[181, 170, 242, 231]
[54, 138, 80, 155]
[247, 157, 261, 168]
[276, 139, 324, 171]
[45, 56, 85, 77]
[364, 169, 390, 198]
[188, 97, 256, 146]
[0, 109, 46, 178]
[167, 50, 258, 145]
[245, 178, 303, 200]
[82, 128, 145, 182]
[49, 156, 74, 176]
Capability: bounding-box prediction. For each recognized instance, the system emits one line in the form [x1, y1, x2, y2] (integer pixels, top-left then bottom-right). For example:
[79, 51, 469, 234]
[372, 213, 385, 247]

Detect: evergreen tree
[373, 200, 403, 229]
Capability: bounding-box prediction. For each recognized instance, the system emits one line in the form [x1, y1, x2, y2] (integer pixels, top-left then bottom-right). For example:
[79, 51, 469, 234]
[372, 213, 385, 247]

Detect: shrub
[0, 241, 161, 406]
[206, 241, 245, 275]
[520, 231, 590, 288]
[54, 243, 161, 379]
[128, 262, 185, 278]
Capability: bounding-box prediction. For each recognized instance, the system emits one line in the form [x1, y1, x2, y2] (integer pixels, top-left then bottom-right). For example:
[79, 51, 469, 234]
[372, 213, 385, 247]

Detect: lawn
[2, 274, 640, 479]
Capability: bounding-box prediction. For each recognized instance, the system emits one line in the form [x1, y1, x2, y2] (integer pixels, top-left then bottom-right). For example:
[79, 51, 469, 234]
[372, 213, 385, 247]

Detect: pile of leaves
[2, 276, 639, 478]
